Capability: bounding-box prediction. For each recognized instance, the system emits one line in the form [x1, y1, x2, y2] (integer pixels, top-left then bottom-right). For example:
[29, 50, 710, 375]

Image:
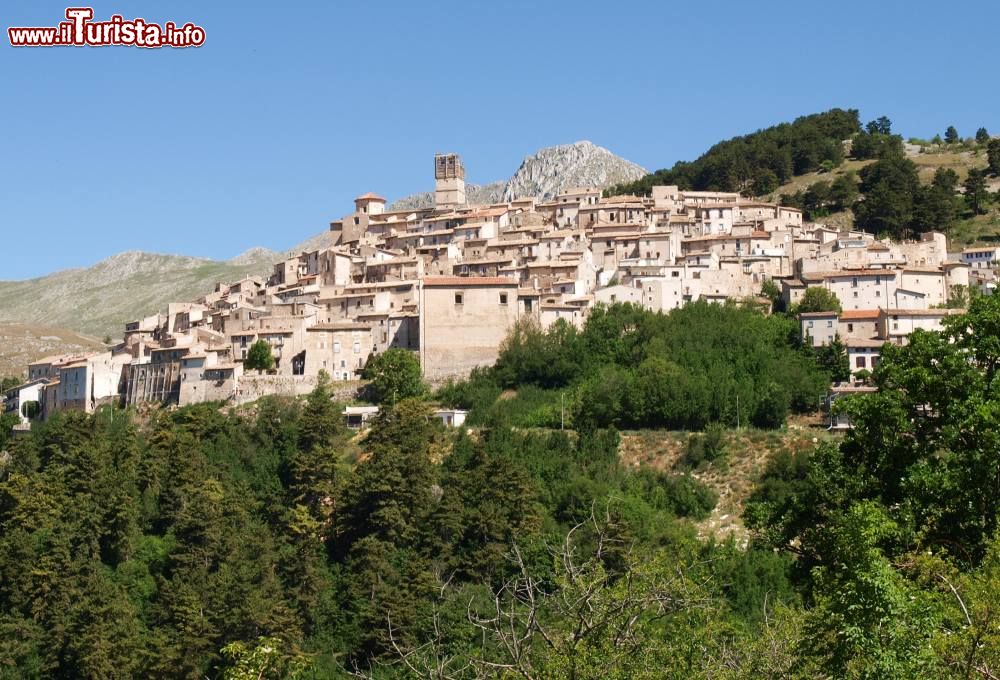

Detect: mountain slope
[0, 323, 106, 379]
[389, 141, 646, 210]
[0, 250, 277, 339]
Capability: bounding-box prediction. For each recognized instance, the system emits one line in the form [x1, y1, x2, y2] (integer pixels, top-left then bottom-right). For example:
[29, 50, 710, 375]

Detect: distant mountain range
[0, 250, 277, 341]
[0, 141, 643, 360]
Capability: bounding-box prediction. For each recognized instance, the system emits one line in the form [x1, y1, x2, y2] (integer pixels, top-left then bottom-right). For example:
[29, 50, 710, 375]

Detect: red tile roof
[839, 309, 881, 321]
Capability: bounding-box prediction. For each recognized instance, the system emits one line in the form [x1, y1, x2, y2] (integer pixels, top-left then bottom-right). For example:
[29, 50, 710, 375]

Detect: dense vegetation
[438, 302, 829, 431]
[4, 297, 1000, 678]
[607, 108, 861, 196]
[782, 116, 999, 238]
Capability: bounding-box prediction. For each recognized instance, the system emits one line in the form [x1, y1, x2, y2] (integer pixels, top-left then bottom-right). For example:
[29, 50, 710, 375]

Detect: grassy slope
[765, 145, 999, 245]
[0, 322, 105, 380]
[619, 414, 840, 545]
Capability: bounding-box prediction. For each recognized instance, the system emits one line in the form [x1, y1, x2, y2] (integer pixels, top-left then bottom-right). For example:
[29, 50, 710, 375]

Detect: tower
[434, 153, 466, 210]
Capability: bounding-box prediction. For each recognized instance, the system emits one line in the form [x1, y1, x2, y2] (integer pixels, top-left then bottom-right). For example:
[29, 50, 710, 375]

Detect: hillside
[0, 250, 277, 340]
[0, 322, 105, 380]
[766, 143, 999, 241]
[389, 140, 647, 210]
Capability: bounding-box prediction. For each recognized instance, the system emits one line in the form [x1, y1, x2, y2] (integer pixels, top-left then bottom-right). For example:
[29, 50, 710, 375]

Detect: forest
[2, 298, 1000, 678]
[606, 108, 862, 196]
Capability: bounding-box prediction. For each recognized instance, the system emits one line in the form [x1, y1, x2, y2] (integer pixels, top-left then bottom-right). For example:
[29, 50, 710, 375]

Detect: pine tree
[964, 169, 990, 215]
[988, 139, 1000, 176]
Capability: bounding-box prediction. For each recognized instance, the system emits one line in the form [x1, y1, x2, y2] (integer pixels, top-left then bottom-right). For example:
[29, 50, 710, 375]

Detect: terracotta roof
[355, 192, 386, 202]
[839, 309, 881, 321]
[422, 276, 517, 287]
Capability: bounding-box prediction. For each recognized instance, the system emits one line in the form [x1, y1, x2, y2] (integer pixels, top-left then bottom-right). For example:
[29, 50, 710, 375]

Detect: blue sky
[3, 0, 998, 280]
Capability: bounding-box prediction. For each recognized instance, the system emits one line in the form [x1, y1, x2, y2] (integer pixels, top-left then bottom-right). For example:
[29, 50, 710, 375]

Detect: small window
[856, 356, 867, 368]
[847, 323, 854, 332]
[455, 293, 464, 305]
[852, 277, 858, 288]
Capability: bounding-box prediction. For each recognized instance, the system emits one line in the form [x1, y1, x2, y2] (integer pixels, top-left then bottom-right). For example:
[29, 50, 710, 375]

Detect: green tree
[805, 502, 941, 679]
[987, 139, 1000, 176]
[297, 370, 341, 454]
[964, 168, 990, 215]
[751, 167, 780, 196]
[362, 348, 425, 405]
[245, 339, 275, 372]
[976, 127, 990, 144]
[914, 167, 960, 231]
[866, 117, 892, 135]
[945, 126, 960, 144]
[220, 636, 310, 680]
[829, 172, 859, 211]
[853, 152, 922, 238]
[803, 180, 832, 218]
[795, 287, 843, 314]
[816, 335, 851, 383]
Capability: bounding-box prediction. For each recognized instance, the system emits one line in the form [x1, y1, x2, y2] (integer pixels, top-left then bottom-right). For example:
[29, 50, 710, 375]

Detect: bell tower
[434, 153, 466, 209]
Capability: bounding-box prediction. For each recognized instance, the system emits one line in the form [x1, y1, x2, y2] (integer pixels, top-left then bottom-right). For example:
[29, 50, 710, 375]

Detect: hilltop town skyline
[4, 0, 999, 279]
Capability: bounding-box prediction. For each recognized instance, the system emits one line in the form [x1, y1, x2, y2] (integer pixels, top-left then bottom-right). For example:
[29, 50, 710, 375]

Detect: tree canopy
[244, 340, 275, 372]
[607, 108, 860, 196]
[361, 348, 426, 405]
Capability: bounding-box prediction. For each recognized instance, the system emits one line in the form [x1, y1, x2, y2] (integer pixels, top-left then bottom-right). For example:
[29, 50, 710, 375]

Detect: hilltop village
[3, 152, 989, 427]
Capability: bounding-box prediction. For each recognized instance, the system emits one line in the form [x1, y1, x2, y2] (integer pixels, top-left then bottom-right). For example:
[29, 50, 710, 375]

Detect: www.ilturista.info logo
[8, 8, 205, 48]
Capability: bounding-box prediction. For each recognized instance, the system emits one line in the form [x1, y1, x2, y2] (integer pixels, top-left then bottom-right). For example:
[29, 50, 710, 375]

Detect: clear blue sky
[3, 0, 998, 280]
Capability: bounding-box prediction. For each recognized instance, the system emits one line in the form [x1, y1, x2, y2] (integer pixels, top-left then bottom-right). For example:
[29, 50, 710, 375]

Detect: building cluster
[3, 152, 986, 430]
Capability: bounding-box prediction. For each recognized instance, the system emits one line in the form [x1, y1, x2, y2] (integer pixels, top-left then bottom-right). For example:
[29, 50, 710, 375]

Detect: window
[827, 320, 833, 328]
[876, 290, 881, 297]
[353, 342, 361, 354]
[807, 320, 814, 328]
[853, 291, 859, 298]
[454, 293, 463, 305]
[856, 356, 867, 368]
[499, 293, 508, 305]
[334, 341, 341, 353]
[852, 277, 858, 288]
[847, 323, 854, 332]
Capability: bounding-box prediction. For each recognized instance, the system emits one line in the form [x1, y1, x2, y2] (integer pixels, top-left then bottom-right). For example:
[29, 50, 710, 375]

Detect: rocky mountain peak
[389, 141, 646, 210]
